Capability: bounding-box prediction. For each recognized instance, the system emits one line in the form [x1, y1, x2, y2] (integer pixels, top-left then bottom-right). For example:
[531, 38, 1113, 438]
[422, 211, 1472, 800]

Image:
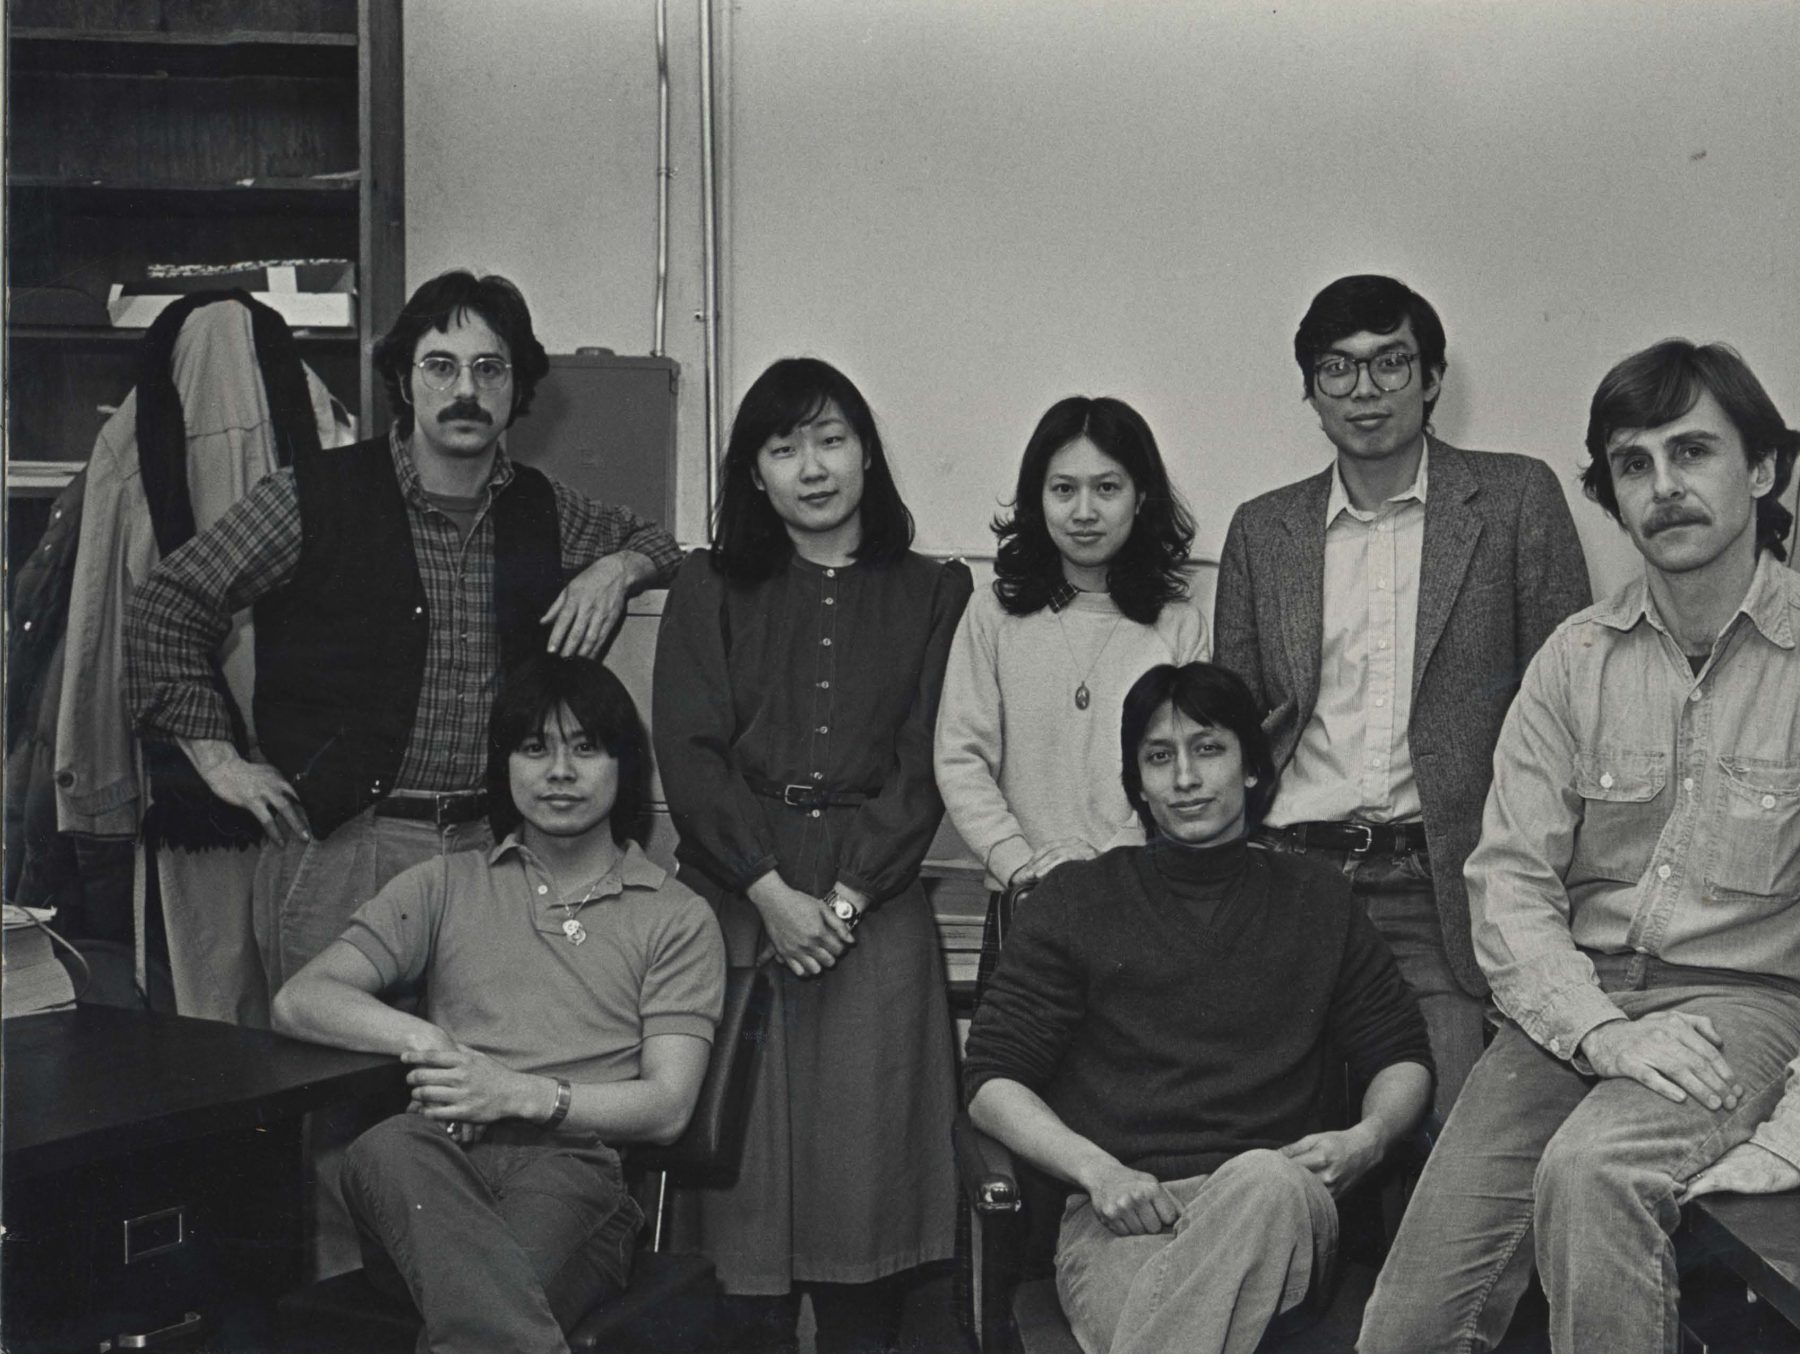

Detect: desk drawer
[3, 1122, 303, 1353]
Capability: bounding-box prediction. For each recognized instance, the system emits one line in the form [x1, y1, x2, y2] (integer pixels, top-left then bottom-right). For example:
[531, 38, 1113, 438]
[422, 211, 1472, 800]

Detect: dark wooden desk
[1682, 1194, 1800, 1334]
[3, 1007, 404, 1352]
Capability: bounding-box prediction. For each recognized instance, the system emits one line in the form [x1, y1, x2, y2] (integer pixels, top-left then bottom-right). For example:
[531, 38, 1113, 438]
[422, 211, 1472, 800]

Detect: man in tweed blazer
[1214, 275, 1591, 1118]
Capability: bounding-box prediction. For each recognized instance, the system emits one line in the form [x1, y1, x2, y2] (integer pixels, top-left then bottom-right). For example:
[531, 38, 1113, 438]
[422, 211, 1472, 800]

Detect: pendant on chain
[1075, 683, 1091, 710]
[562, 917, 587, 945]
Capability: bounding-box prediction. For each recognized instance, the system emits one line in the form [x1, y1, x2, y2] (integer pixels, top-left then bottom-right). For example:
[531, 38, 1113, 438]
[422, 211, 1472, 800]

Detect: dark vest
[253, 436, 563, 838]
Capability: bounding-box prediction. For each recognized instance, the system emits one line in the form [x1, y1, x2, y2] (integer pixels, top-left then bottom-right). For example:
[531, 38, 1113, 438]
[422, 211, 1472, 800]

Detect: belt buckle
[1346, 823, 1375, 856]
[781, 784, 816, 809]
[434, 794, 456, 828]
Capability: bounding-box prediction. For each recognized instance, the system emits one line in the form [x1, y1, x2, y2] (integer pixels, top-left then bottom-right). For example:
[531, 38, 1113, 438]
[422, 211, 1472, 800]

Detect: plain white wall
[408, 0, 1800, 602]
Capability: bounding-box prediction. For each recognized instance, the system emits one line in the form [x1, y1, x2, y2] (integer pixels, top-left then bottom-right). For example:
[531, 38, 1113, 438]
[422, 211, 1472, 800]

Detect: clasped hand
[1079, 1161, 1182, 1236]
[1280, 1122, 1383, 1198]
[1579, 1011, 1743, 1111]
[752, 879, 856, 978]
[402, 1042, 543, 1144]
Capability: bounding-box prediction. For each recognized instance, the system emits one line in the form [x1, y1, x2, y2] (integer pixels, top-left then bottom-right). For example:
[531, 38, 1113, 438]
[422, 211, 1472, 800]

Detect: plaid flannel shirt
[126, 431, 681, 792]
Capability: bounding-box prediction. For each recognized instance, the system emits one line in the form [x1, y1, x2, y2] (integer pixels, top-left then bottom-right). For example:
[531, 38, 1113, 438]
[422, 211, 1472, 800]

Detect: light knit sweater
[934, 584, 1209, 888]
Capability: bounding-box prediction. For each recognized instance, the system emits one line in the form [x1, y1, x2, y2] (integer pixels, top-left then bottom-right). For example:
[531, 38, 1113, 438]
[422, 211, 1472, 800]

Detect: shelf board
[9, 28, 357, 79]
[4, 461, 85, 496]
[9, 324, 358, 348]
[8, 177, 360, 217]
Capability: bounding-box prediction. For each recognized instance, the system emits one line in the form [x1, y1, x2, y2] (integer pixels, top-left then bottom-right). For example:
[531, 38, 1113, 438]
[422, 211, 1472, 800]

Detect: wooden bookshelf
[4, 0, 403, 497]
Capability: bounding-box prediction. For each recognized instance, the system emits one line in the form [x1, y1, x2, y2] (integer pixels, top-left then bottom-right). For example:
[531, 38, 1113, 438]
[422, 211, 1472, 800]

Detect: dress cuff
[1521, 984, 1627, 1064]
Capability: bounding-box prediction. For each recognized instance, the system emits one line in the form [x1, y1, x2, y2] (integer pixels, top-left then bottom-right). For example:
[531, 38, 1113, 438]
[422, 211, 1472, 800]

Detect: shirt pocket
[1573, 748, 1668, 882]
[1708, 757, 1800, 898]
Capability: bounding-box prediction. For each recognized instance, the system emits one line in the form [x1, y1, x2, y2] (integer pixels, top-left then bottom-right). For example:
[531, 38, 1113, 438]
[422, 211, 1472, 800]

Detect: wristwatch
[824, 889, 861, 930]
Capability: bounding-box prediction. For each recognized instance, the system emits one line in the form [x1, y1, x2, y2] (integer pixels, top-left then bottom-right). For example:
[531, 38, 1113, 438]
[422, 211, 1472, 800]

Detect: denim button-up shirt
[1469, 551, 1800, 1167]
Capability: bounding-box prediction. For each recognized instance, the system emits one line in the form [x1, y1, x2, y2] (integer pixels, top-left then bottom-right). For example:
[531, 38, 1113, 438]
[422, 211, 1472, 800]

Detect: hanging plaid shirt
[126, 431, 681, 793]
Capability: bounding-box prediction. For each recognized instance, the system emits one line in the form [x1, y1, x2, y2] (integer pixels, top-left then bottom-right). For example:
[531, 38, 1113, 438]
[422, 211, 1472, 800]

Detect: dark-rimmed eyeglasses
[1314, 351, 1418, 398]
[415, 355, 513, 392]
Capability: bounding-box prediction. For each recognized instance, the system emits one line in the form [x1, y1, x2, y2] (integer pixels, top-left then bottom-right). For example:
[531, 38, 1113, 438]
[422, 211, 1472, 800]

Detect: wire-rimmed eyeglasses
[415, 355, 513, 392]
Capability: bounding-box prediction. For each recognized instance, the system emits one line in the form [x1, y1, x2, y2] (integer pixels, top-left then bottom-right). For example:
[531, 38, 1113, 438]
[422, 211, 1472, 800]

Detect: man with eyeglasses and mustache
[126, 270, 681, 1000]
[1361, 340, 1800, 1354]
[1213, 274, 1591, 1123]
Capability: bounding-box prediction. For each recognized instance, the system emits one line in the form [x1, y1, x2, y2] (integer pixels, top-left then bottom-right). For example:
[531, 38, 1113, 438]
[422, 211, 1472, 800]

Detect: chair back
[629, 962, 773, 1184]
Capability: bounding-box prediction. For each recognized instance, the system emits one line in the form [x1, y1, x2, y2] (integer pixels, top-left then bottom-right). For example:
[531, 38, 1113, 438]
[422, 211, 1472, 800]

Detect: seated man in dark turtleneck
[962, 661, 1433, 1354]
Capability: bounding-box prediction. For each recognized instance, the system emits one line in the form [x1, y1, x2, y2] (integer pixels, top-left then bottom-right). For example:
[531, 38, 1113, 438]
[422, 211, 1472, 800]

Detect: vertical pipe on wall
[698, 0, 722, 520]
[653, 0, 670, 357]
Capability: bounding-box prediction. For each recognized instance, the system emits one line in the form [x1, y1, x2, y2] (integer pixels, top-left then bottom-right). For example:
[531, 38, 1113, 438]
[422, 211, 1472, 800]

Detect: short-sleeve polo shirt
[342, 835, 726, 1084]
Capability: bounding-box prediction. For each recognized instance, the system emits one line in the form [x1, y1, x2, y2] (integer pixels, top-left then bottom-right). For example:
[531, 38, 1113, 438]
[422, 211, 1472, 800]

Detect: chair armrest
[954, 1111, 1023, 1214]
[630, 964, 773, 1182]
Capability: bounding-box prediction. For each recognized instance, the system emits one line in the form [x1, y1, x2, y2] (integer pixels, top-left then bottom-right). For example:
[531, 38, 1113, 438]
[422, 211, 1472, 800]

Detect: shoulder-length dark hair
[371, 270, 552, 437]
[991, 396, 1194, 624]
[710, 357, 916, 582]
[486, 654, 652, 846]
[1581, 338, 1798, 562]
[1119, 662, 1278, 836]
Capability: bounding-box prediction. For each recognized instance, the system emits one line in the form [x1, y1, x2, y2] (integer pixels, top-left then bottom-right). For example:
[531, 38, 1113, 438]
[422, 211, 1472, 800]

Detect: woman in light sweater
[935, 395, 1208, 906]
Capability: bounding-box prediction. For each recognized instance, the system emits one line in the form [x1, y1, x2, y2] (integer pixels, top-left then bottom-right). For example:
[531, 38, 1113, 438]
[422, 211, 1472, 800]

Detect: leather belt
[373, 790, 490, 827]
[1268, 820, 1428, 857]
[746, 775, 870, 811]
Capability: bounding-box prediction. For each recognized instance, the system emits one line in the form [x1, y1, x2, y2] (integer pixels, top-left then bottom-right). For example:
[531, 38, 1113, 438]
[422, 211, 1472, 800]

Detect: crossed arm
[969, 1061, 1429, 1238]
[271, 940, 709, 1146]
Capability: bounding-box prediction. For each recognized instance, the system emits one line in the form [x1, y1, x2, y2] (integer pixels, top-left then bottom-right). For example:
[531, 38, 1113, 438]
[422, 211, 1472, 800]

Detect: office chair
[278, 962, 774, 1354]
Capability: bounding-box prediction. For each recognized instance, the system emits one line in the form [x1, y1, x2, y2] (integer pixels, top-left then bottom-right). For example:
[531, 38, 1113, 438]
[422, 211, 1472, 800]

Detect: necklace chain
[555, 879, 604, 945]
[1054, 610, 1127, 711]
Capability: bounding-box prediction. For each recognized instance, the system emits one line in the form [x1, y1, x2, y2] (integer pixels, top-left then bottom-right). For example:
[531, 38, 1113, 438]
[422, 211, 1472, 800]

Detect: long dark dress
[653, 548, 972, 1294]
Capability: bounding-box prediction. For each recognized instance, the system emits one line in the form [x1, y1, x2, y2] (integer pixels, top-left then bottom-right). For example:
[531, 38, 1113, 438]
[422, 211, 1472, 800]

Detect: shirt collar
[1326, 440, 1429, 526]
[389, 425, 515, 504]
[1592, 550, 1797, 651]
[491, 834, 670, 896]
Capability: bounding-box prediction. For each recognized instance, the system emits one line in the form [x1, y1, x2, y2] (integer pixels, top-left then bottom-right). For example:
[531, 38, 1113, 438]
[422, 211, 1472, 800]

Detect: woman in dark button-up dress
[654, 358, 971, 1354]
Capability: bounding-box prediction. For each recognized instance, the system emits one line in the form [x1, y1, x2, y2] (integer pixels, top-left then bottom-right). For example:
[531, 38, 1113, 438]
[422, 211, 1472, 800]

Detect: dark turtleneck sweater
[962, 837, 1433, 1181]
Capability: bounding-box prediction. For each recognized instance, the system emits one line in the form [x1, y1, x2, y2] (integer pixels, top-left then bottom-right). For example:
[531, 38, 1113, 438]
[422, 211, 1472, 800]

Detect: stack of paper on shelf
[109, 259, 356, 328]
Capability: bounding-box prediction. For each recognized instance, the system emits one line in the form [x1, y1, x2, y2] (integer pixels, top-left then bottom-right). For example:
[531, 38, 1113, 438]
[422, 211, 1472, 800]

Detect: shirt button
[810, 809, 821, 819]
[1599, 772, 1614, 789]
[825, 568, 837, 578]
[811, 771, 824, 781]
[1634, 945, 1648, 954]
[1378, 638, 1389, 650]
[414, 606, 424, 616]
[1688, 689, 1702, 703]
[1683, 777, 1694, 793]
[821, 638, 832, 647]
[819, 680, 831, 689]
[537, 885, 548, 895]
[817, 725, 830, 734]
[1763, 794, 1778, 809]
[1374, 697, 1385, 708]
[1375, 578, 1387, 590]
[824, 597, 835, 606]
[1657, 863, 1672, 880]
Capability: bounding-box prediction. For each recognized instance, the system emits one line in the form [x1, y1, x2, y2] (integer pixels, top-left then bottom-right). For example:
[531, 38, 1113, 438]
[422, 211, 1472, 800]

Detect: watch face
[831, 897, 857, 923]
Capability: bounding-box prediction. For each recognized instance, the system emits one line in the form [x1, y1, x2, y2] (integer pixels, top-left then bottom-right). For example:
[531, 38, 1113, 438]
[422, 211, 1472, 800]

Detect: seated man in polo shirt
[273, 654, 725, 1353]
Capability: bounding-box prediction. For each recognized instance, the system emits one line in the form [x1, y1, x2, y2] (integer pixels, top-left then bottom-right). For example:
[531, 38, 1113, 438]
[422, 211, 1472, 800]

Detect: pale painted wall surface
[408, 0, 1799, 602]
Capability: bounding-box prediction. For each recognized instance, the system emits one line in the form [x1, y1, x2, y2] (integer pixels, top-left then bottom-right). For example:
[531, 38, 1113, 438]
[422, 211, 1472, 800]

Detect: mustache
[1643, 506, 1710, 536]
[437, 400, 493, 425]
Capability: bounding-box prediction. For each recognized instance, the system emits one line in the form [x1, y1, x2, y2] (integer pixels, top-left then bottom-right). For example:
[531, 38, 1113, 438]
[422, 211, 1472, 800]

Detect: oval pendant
[562, 918, 587, 945]
[1075, 683, 1091, 710]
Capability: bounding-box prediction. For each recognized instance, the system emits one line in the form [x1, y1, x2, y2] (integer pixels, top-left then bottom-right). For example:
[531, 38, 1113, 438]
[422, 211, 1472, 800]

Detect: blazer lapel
[1413, 438, 1482, 705]
[1278, 469, 1331, 722]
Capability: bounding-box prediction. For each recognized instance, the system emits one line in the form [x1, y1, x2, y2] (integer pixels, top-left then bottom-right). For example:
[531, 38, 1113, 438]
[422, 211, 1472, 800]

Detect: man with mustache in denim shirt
[1362, 340, 1800, 1354]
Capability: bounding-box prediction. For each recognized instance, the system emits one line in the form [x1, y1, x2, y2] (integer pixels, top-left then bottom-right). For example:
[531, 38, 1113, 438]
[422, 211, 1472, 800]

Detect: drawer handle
[121, 1205, 186, 1265]
[103, 1311, 205, 1350]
